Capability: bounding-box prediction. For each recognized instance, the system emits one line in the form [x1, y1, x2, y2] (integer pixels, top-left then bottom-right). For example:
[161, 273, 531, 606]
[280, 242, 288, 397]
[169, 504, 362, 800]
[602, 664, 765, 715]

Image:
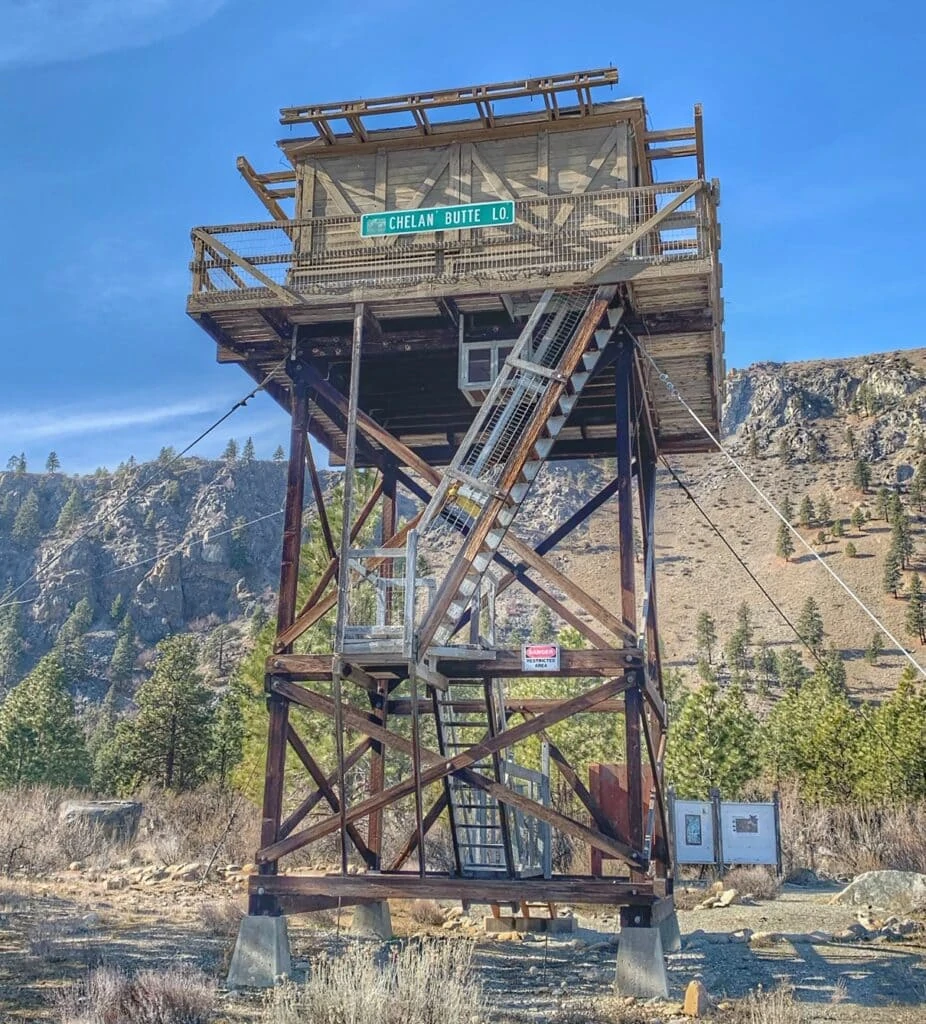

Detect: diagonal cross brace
[259, 673, 642, 867]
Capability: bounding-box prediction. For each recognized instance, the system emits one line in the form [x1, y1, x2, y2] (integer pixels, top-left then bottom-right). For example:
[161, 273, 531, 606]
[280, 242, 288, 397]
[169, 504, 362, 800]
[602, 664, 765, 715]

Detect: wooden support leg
[368, 681, 388, 869]
[253, 367, 310, 913]
[615, 339, 645, 875]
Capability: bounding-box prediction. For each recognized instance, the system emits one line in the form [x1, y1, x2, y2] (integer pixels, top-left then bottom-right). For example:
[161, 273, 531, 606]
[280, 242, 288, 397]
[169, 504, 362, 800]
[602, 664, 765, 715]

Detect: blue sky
[1, 0, 923, 474]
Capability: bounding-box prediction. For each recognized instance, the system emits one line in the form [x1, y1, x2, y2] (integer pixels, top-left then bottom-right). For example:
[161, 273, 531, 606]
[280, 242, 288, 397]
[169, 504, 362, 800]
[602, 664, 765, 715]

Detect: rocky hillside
[2, 345, 925, 704]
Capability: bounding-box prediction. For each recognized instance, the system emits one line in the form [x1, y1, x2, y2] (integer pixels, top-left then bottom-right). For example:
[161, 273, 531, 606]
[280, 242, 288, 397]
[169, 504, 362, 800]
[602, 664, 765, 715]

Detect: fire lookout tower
[187, 67, 724, 990]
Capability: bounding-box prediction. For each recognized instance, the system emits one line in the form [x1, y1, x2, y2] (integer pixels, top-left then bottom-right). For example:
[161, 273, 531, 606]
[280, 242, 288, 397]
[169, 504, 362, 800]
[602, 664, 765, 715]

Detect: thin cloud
[0, 397, 223, 444]
[1, 0, 231, 68]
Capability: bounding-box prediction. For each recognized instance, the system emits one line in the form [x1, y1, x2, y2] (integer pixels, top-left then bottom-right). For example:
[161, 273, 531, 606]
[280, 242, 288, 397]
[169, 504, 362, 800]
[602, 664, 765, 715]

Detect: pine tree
[905, 572, 926, 644]
[241, 437, 255, 464]
[762, 672, 860, 801]
[209, 686, 245, 787]
[0, 599, 23, 690]
[797, 596, 824, 651]
[222, 439, 239, 462]
[875, 486, 892, 520]
[845, 426, 856, 455]
[55, 489, 83, 532]
[665, 682, 759, 799]
[229, 516, 250, 572]
[798, 494, 815, 527]
[272, 445, 285, 463]
[204, 624, 232, 676]
[781, 496, 794, 523]
[748, 428, 759, 458]
[778, 434, 792, 466]
[845, 541, 857, 558]
[864, 632, 883, 666]
[530, 605, 555, 642]
[883, 546, 902, 598]
[0, 654, 90, 786]
[109, 632, 136, 688]
[14, 453, 26, 476]
[126, 635, 212, 790]
[832, 518, 844, 538]
[725, 605, 753, 675]
[777, 647, 807, 689]
[110, 593, 125, 622]
[249, 604, 270, 640]
[695, 611, 718, 664]
[910, 474, 925, 512]
[852, 458, 872, 492]
[12, 491, 40, 546]
[858, 673, 926, 801]
[117, 612, 135, 642]
[817, 494, 832, 526]
[820, 644, 847, 692]
[755, 644, 778, 687]
[889, 517, 912, 571]
[850, 506, 865, 533]
[53, 597, 93, 684]
[45, 451, 60, 473]
[776, 519, 795, 561]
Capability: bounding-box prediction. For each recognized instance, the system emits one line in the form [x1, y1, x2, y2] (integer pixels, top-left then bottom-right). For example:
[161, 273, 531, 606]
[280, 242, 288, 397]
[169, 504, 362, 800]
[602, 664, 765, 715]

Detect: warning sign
[521, 643, 561, 671]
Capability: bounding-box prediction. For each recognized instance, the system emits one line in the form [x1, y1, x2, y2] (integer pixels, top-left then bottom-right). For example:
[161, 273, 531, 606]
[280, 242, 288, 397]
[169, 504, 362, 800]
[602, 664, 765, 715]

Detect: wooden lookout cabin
[187, 67, 724, 991]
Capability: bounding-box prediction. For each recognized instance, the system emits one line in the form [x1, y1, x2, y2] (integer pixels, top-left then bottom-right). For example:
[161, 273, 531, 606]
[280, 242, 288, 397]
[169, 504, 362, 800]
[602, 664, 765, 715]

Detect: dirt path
[1, 878, 923, 1022]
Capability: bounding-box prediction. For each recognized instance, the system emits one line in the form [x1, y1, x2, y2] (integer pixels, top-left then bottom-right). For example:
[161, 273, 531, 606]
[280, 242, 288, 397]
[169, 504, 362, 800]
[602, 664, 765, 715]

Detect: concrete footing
[658, 909, 682, 953]
[351, 900, 393, 939]
[227, 915, 291, 988]
[614, 926, 669, 999]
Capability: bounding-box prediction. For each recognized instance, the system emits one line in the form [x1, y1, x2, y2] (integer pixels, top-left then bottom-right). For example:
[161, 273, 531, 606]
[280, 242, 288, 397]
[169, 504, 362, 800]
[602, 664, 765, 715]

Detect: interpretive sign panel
[360, 200, 515, 238]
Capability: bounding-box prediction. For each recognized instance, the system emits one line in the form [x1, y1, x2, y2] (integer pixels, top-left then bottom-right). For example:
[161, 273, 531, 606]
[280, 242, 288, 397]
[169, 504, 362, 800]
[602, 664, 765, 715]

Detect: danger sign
[521, 643, 561, 671]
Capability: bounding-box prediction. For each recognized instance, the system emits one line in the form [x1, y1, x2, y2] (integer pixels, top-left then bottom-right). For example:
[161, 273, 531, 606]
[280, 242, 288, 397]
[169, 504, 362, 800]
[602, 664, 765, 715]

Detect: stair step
[533, 437, 554, 460]
[520, 460, 541, 481]
[607, 307, 622, 327]
[582, 350, 601, 371]
[484, 528, 504, 549]
[570, 371, 590, 391]
[473, 551, 493, 573]
[558, 394, 577, 416]
[496, 507, 516, 527]
[545, 415, 566, 437]
[510, 482, 530, 503]
[594, 328, 612, 347]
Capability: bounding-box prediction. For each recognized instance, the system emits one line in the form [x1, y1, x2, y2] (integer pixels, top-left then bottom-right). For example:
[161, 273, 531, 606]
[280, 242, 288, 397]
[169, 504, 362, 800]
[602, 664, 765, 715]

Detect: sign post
[361, 200, 516, 239]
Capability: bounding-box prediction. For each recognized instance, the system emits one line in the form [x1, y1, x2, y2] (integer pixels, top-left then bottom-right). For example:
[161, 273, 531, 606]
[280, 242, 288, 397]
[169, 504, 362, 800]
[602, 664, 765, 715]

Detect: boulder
[834, 871, 926, 915]
[714, 888, 740, 908]
[683, 979, 711, 1017]
[58, 800, 142, 843]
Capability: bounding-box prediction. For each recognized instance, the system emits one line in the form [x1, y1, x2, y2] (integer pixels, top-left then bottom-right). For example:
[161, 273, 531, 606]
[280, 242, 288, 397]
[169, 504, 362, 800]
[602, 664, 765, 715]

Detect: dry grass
[736, 985, 805, 1024]
[54, 964, 216, 1024]
[136, 784, 259, 868]
[723, 866, 782, 900]
[673, 886, 710, 911]
[778, 793, 926, 876]
[408, 899, 446, 927]
[265, 939, 483, 1024]
[198, 899, 244, 938]
[0, 787, 128, 876]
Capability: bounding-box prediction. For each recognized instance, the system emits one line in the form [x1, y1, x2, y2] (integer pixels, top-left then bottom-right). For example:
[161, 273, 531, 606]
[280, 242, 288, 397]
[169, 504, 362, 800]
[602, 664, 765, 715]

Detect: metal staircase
[417, 285, 623, 651]
[434, 679, 513, 877]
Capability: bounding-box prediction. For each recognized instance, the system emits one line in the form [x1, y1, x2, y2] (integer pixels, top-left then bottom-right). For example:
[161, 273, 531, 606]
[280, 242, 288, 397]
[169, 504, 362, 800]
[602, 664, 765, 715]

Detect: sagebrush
[54, 964, 216, 1024]
[265, 939, 484, 1024]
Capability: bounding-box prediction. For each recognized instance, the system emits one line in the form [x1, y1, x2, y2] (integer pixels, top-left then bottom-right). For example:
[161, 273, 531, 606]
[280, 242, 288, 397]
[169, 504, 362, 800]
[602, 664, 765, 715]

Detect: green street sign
[360, 200, 515, 238]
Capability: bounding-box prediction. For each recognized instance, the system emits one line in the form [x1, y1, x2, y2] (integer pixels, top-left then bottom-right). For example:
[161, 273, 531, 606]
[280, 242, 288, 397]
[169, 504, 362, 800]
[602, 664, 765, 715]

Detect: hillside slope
[1, 346, 924, 702]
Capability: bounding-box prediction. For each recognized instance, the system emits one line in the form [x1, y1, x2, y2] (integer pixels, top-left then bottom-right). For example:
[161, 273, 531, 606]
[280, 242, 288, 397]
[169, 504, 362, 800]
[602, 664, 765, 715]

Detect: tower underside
[186, 69, 724, 921]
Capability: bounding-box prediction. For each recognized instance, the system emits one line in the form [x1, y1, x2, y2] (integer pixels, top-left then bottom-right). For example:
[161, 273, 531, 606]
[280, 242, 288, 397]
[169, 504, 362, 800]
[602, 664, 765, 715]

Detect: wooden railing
[188, 180, 713, 308]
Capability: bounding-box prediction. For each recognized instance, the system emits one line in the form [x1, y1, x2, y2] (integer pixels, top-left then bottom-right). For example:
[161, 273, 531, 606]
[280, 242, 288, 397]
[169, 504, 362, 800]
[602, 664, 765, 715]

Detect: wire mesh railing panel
[188, 182, 710, 305]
